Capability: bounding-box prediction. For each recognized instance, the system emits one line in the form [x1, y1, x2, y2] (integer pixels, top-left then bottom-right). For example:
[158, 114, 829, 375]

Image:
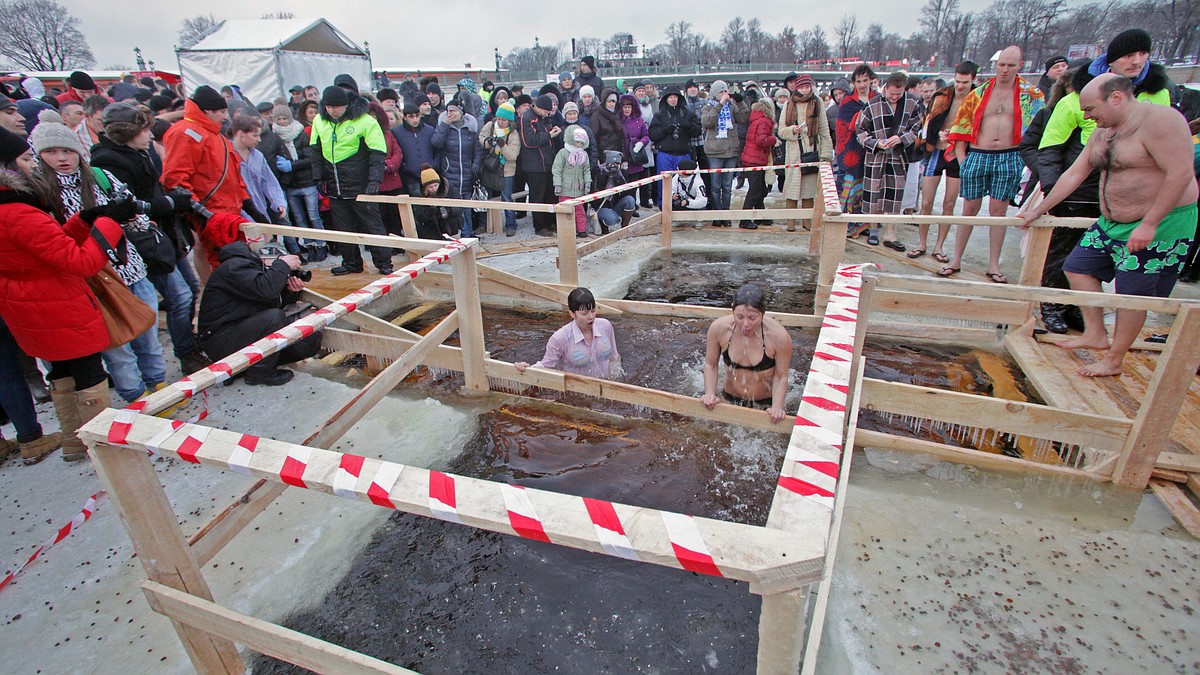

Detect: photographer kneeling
[196, 243, 322, 386]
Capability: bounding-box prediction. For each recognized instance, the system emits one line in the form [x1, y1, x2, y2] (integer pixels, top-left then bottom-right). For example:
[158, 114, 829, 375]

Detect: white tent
[176, 18, 371, 104]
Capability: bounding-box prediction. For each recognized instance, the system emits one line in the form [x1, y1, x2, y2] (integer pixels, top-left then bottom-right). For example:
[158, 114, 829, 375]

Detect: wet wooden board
[845, 235, 991, 282]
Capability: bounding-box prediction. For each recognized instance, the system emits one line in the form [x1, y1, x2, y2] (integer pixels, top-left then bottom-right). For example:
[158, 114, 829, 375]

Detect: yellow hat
[420, 165, 440, 189]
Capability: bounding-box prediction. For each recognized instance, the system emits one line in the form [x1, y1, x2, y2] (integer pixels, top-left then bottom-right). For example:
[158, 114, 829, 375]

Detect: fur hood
[1073, 61, 1171, 97]
[0, 169, 40, 207]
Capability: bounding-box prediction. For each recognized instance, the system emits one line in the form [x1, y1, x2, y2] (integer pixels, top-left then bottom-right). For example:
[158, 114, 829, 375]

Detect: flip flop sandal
[883, 240, 906, 252]
[937, 266, 960, 277]
[906, 248, 927, 259]
[932, 252, 950, 263]
[986, 272, 1008, 284]
[867, 233, 880, 245]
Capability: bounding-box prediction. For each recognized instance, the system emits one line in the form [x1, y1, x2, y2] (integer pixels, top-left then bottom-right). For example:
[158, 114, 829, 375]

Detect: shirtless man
[913, 61, 977, 262]
[942, 46, 1045, 283]
[1019, 74, 1197, 376]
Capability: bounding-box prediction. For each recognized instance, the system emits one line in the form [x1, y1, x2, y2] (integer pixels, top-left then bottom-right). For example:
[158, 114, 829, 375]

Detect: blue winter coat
[393, 121, 436, 182]
[431, 112, 484, 198]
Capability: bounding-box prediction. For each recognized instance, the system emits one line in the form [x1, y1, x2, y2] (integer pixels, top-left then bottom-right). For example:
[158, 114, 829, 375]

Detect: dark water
[255, 250, 1035, 673]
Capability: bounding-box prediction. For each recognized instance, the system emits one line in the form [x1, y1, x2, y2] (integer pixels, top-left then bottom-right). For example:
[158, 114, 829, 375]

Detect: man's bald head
[1079, 73, 1136, 127]
[996, 46, 1022, 84]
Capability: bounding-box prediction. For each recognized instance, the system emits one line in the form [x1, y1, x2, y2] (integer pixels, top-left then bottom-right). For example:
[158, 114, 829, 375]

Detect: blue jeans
[597, 195, 637, 227]
[501, 175, 516, 230]
[101, 277, 166, 402]
[708, 156, 737, 211]
[0, 317, 40, 440]
[285, 185, 325, 246]
[655, 151, 690, 207]
[148, 267, 197, 358]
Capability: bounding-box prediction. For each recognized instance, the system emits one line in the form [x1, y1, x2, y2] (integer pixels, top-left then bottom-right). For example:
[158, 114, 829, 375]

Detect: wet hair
[955, 60, 979, 78]
[731, 284, 767, 313]
[229, 114, 262, 137]
[567, 287, 596, 313]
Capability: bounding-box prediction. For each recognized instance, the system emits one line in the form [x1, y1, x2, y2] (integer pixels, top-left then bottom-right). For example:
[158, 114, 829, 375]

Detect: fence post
[395, 196, 420, 263]
[661, 172, 674, 249]
[451, 245, 489, 395]
[90, 440, 244, 673]
[1111, 305, 1200, 488]
[808, 189, 825, 256]
[556, 205, 579, 287]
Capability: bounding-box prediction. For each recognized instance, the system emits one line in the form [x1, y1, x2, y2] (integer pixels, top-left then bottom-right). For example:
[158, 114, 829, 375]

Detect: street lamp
[494, 47, 501, 76]
[134, 47, 146, 71]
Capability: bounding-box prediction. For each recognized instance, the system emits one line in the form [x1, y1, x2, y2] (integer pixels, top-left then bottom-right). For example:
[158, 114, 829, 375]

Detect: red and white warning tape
[818, 162, 842, 214]
[0, 491, 105, 592]
[560, 161, 828, 207]
[775, 263, 874, 512]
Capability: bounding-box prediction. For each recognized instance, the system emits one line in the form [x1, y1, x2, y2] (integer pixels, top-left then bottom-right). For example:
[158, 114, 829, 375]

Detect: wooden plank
[476, 264, 621, 315]
[807, 190, 824, 255]
[816, 221, 847, 311]
[854, 429, 1110, 480]
[1157, 452, 1200, 473]
[867, 319, 1000, 343]
[451, 249, 488, 395]
[320, 328, 463, 371]
[1017, 225, 1054, 287]
[1148, 479, 1200, 538]
[1039, 332, 1167, 353]
[88, 442, 244, 672]
[243, 222, 453, 254]
[556, 209, 579, 287]
[668, 208, 812, 221]
[1152, 468, 1190, 483]
[300, 289, 423, 341]
[576, 212, 661, 257]
[359, 193, 559, 212]
[873, 288, 1029, 325]
[825, 213, 1094, 228]
[141, 582, 413, 674]
[1113, 306, 1200, 488]
[860, 378, 1133, 451]
[661, 172, 673, 247]
[878, 272, 1192, 314]
[1004, 332, 1108, 414]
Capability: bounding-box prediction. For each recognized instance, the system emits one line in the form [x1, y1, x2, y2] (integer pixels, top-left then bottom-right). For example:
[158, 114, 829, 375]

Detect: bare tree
[0, 0, 95, 70]
[746, 18, 769, 62]
[773, 25, 802, 62]
[720, 17, 748, 63]
[603, 32, 638, 60]
[179, 14, 220, 47]
[834, 14, 861, 59]
[260, 12, 296, 20]
[502, 41, 564, 72]
[920, 0, 962, 60]
[574, 36, 604, 60]
[864, 23, 886, 62]
[665, 21, 697, 64]
[799, 25, 832, 61]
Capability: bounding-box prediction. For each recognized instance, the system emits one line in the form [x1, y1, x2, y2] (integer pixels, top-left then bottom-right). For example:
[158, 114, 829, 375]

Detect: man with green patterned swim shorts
[1020, 73, 1198, 377]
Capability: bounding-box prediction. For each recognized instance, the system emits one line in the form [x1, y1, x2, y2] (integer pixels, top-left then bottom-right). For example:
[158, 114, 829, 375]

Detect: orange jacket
[162, 99, 248, 215]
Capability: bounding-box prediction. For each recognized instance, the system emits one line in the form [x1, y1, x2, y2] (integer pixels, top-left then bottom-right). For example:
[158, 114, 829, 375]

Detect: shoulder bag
[85, 263, 157, 350]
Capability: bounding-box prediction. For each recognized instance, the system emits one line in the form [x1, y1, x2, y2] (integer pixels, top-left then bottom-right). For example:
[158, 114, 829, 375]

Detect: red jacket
[162, 99, 249, 216]
[741, 109, 776, 167]
[0, 186, 127, 361]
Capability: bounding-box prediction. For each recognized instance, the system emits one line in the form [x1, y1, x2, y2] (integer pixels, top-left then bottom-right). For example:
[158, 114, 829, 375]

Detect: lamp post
[494, 47, 501, 77]
[134, 47, 146, 71]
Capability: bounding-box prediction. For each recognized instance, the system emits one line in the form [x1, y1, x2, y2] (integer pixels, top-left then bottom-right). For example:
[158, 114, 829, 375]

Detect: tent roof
[181, 18, 365, 55]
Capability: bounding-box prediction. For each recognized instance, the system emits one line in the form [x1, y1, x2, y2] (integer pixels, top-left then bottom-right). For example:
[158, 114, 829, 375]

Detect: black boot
[1040, 303, 1070, 334]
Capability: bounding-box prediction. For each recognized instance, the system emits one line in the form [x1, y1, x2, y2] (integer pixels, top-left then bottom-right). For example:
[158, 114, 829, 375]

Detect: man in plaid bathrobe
[857, 71, 924, 249]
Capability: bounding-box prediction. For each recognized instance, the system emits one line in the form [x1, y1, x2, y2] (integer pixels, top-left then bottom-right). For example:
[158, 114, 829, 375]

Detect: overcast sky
[68, 0, 990, 72]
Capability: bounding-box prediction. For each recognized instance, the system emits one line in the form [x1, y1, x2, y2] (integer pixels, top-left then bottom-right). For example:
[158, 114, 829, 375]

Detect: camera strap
[197, 138, 231, 207]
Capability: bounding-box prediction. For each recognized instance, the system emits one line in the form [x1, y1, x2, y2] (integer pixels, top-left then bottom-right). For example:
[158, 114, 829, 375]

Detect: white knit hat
[30, 109, 86, 157]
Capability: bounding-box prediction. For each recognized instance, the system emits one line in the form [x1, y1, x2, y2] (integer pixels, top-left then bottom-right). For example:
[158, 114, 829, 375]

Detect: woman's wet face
[732, 305, 764, 335]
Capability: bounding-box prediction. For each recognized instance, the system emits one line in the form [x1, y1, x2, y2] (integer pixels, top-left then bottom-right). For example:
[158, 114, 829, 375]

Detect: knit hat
[562, 101, 579, 115]
[425, 82, 442, 97]
[30, 109, 86, 156]
[685, 78, 699, 91]
[334, 73, 359, 93]
[68, 71, 95, 90]
[580, 55, 597, 71]
[141, 77, 156, 88]
[710, 80, 729, 97]
[1107, 29, 1152, 63]
[147, 94, 172, 113]
[772, 88, 789, 101]
[415, 94, 431, 106]
[578, 85, 595, 99]
[794, 74, 815, 89]
[496, 100, 516, 121]
[191, 85, 227, 111]
[0, 94, 15, 111]
[420, 164, 440, 189]
[560, 72, 574, 83]
[402, 102, 419, 116]
[534, 94, 554, 111]
[446, 101, 463, 113]
[515, 94, 533, 107]
[321, 85, 349, 107]
[272, 104, 293, 121]
[1043, 55, 1068, 72]
[0, 127, 29, 163]
[572, 127, 588, 144]
[783, 71, 799, 85]
[678, 159, 697, 171]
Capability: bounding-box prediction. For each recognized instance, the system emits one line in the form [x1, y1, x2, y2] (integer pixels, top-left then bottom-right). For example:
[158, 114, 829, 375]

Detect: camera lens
[291, 269, 312, 282]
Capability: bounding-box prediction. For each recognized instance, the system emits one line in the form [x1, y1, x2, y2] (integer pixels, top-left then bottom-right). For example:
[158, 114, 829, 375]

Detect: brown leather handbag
[85, 264, 156, 350]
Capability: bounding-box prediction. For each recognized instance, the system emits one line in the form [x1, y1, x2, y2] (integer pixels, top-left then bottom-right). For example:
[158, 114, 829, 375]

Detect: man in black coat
[196, 243, 322, 386]
[518, 94, 562, 236]
[648, 85, 701, 207]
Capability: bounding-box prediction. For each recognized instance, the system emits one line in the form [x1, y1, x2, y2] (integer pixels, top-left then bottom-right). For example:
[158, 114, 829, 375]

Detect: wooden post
[451, 246, 489, 395]
[1017, 222, 1054, 325]
[808, 191, 825, 255]
[757, 588, 809, 674]
[90, 441, 244, 673]
[661, 172, 674, 248]
[815, 218, 847, 312]
[395, 196, 420, 263]
[1111, 305, 1200, 488]
[555, 206, 579, 287]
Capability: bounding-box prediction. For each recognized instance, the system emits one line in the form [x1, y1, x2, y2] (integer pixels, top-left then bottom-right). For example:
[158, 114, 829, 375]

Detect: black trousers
[47, 352, 107, 389]
[328, 198, 391, 269]
[743, 168, 769, 212]
[1043, 202, 1100, 288]
[201, 308, 323, 377]
[525, 171, 556, 233]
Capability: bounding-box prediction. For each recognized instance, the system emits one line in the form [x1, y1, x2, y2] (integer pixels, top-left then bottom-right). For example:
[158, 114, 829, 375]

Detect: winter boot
[0, 432, 17, 463]
[21, 353, 50, 402]
[48, 377, 83, 463]
[619, 209, 634, 229]
[1040, 303, 1070, 334]
[68, 380, 111, 462]
[17, 431, 62, 465]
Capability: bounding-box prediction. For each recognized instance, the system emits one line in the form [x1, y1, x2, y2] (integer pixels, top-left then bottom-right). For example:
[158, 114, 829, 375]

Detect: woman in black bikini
[700, 284, 793, 423]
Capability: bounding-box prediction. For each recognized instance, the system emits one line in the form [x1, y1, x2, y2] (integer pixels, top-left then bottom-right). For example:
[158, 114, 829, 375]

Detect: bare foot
[1060, 334, 1111, 350]
[1078, 355, 1124, 377]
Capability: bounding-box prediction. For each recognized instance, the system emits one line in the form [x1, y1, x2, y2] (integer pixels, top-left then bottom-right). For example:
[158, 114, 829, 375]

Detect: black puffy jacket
[197, 242, 296, 336]
[649, 86, 701, 156]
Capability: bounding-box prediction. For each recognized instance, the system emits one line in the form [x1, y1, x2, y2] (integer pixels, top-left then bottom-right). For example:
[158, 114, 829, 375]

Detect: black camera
[188, 200, 214, 221]
[108, 194, 152, 215]
[291, 268, 312, 283]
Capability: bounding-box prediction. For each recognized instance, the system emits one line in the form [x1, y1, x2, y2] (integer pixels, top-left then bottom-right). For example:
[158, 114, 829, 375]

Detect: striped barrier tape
[98, 412, 735, 581]
[0, 491, 105, 592]
[818, 163, 842, 215]
[560, 161, 830, 207]
[775, 263, 874, 513]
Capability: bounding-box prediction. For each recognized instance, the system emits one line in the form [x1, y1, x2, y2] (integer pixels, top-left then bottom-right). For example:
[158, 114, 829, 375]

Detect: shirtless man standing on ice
[1020, 73, 1197, 377]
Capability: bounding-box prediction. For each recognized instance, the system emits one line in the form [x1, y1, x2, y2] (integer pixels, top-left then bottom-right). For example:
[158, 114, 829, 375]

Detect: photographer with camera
[196, 242, 322, 386]
[90, 102, 211, 374]
[648, 85, 701, 209]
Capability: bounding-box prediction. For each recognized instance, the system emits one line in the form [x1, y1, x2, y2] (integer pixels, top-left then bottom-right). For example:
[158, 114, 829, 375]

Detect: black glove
[364, 181, 380, 195]
[77, 205, 109, 225]
[150, 195, 175, 217]
[168, 189, 194, 211]
[731, 92, 744, 103]
[105, 198, 140, 223]
[242, 199, 269, 224]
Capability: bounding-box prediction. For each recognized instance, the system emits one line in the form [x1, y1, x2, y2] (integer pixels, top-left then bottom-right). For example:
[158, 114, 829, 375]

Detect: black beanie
[581, 55, 596, 71]
[1107, 29, 1152, 63]
[147, 94, 172, 113]
[415, 94, 431, 106]
[139, 76, 155, 88]
[515, 94, 533, 107]
[1043, 56, 1067, 73]
[402, 102, 419, 116]
[534, 94, 554, 111]
[191, 85, 227, 111]
[321, 85, 349, 107]
[68, 71, 95, 90]
[0, 127, 29, 163]
[425, 82, 442, 97]
[334, 73, 359, 93]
